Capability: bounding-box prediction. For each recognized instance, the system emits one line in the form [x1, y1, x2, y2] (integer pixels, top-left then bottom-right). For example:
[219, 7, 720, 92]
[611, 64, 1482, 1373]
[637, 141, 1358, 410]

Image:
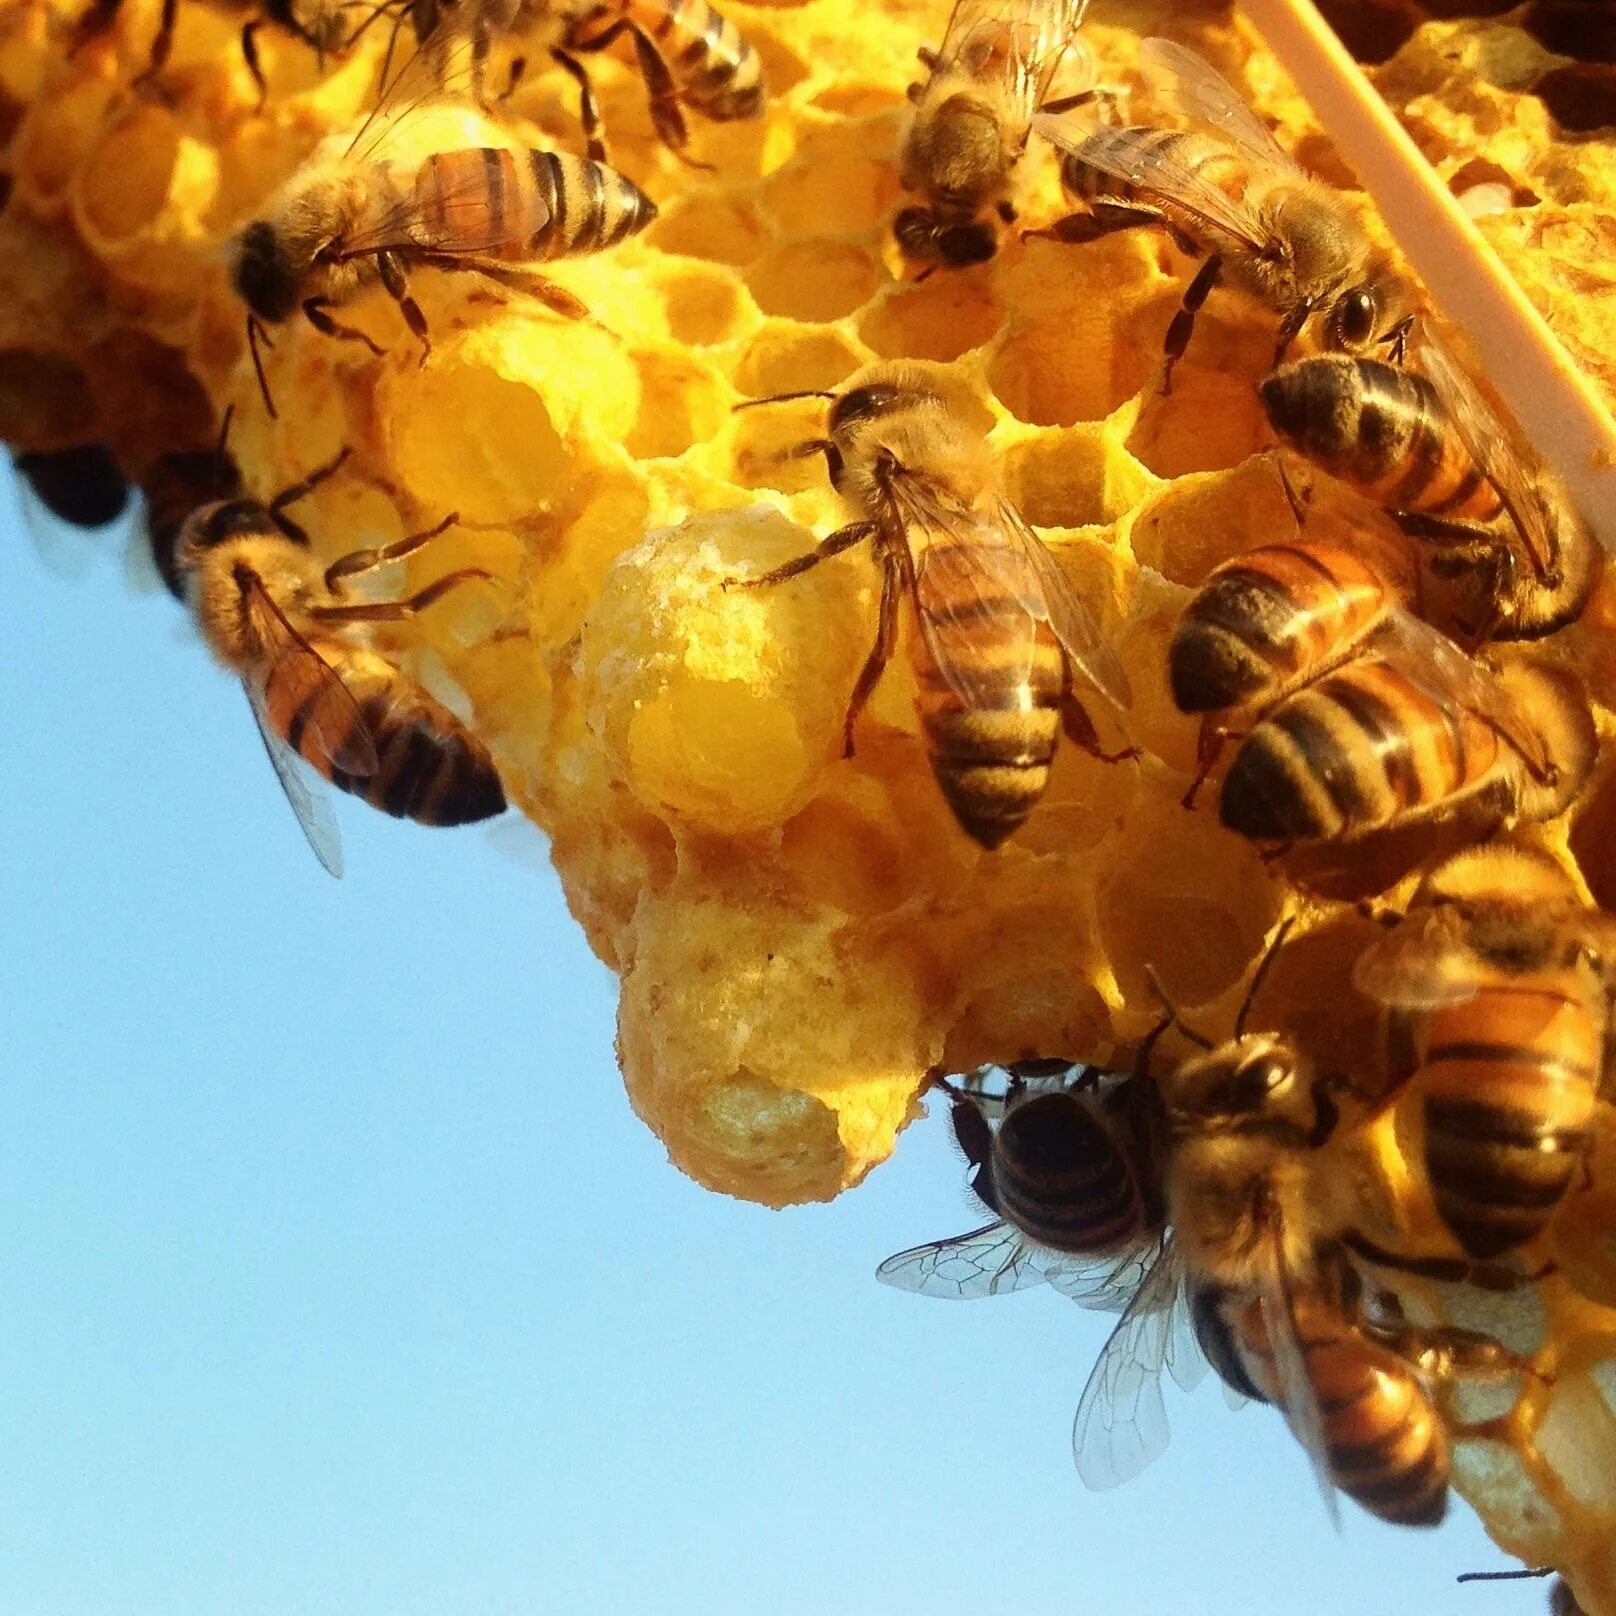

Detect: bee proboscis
[175, 445, 507, 875]
[1214, 610, 1593, 848]
[726, 363, 1134, 849]
[1259, 327, 1600, 640]
[1033, 38, 1410, 391]
[231, 43, 657, 413]
[895, 0, 1092, 270]
[1353, 845, 1614, 1260]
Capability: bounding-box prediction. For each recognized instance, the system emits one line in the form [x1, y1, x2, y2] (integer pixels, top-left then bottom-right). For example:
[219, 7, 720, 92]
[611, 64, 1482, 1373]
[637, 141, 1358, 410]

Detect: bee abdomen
[994, 1093, 1143, 1253]
[1058, 128, 1196, 210]
[521, 151, 657, 260]
[631, 0, 764, 117]
[1260, 357, 1503, 526]
[1170, 543, 1388, 713]
[1220, 661, 1497, 844]
[333, 689, 507, 827]
[1311, 1339, 1448, 1527]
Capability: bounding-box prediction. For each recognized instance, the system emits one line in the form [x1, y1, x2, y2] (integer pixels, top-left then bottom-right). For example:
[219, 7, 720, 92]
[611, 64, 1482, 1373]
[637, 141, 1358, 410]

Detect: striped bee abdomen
[625, 0, 765, 118]
[1170, 542, 1391, 714]
[1259, 356, 1505, 528]
[1059, 127, 1249, 219]
[911, 610, 1066, 849]
[1219, 657, 1504, 843]
[323, 652, 507, 827]
[1420, 971, 1601, 1258]
[411, 149, 657, 265]
[1231, 1299, 1448, 1528]
[992, 1089, 1145, 1254]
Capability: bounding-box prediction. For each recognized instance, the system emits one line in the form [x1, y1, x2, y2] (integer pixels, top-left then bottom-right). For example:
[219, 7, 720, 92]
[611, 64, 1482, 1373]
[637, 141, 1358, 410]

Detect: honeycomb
[4, 0, 1616, 1598]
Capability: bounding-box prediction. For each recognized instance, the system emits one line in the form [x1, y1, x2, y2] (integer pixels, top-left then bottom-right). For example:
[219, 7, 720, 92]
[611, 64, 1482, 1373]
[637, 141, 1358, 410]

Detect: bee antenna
[1234, 916, 1297, 1040]
[246, 316, 279, 421]
[732, 390, 837, 413]
[1142, 966, 1212, 1052]
[1456, 1569, 1553, 1586]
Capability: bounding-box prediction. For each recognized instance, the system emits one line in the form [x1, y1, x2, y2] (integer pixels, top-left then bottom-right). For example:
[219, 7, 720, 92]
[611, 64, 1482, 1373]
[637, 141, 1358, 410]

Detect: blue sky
[1, 466, 1543, 1616]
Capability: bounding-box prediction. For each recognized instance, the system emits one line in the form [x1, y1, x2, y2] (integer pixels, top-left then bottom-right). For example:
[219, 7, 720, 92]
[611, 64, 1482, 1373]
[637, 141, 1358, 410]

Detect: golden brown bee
[1354, 845, 1615, 1259]
[877, 1059, 1164, 1302]
[1259, 340, 1598, 641]
[558, 0, 766, 158]
[231, 52, 657, 412]
[1033, 39, 1411, 391]
[728, 364, 1133, 849]
[174, 447, 507, 875]
[895, 0, 1092, 270]
[1214, 613, 1594, 848]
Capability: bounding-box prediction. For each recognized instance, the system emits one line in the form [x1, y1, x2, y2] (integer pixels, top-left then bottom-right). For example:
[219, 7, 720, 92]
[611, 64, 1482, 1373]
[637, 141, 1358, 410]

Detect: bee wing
[1044, 1237, 1160, 1313]
[1031, 114, 1275, 254]
[344, 35, 464, 166]
[1070, 1235, 1191, 1489]
[1352, 909, 1485, 1010]
[1137, 38, 1298, 171]
[896, 480, 1129, 712]
[876, 1220, 1052, 1300]
[244, 682, 347, 879]
[241, 574, 381, 778]
[1255, 1244, 1342, 1530]
[1406, 319, 1557, 581]
[336, 151, 553, 258]
[931, 0, 1093, 132]
[1367, 607, 1553, 779]
[997, 496, 1132, 705]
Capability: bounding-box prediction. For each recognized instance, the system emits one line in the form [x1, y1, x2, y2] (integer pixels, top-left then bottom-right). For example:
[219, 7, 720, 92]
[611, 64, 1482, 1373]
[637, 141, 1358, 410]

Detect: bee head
[232, 221, 299, 323]
[893, 205, 998, 268]
[829, 381, 919, 433]
[174, 495, 291, 580]
[1322, 284, 1381, 351]
[1171, 1034, 1304, 1129]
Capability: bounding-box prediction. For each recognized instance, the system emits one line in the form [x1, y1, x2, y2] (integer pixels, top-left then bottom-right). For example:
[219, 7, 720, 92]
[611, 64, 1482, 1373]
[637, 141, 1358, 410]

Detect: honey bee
[174, 446, 507, 875]
[727, 364, 1133, 849]
[877, 1059, 1165, 1304]
[231, 47, 657, 412]
[894, 0, 1093, 270]
[1353, 844, 1614, 1260]
[1214, 612, 1594, 848]
[1258, 338, 1599, 641]
[1033, 38, 1411, 391]
[140, 441, 247, 602]
[558, 0, 767, 159]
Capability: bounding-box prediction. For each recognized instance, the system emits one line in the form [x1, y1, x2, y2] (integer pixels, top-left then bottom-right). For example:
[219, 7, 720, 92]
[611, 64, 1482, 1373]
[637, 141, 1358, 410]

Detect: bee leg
[1181, 719, 1237, 810]
[1269, 451, 1309, 530]
[1059, 695, 1139, 764]
[721, 520, 875, 591]
[239, 19, 269, 111]
[71, 0, 122, 53]
[1378, 315, 1415, 366]
[1021, 202, 1155, 247]
[421, 254, 591, 324]
[310, 567, 493, 624]
[500, 55, 528, 102]
[323, 513, 459, 594]
[915, 45, 940, 72]
[375, 250, 432, 365]
[301, 297, 388, 358]
[1160, 254, 1222, 396]
[841, 550, 903, 758]
[551, 49, 608, 165]
[130, 0, 179, 89]
[264, 445, 353, 542]
[626, 24, 713, 168]
[1270, 302, 1312, 368]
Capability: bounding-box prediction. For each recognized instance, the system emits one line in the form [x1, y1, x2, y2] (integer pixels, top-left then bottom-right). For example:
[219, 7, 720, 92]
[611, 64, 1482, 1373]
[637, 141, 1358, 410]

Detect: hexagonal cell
[653, 259, 755, 346]
[645, 192, 773, 265]
[626, 349, 729, 459]
[1524, 2, 1616, 63]
[733, 321, 866, 397]
[778, 779, 913, 915]
[1003, 427, 1148, 529]
[1537, 63, 1616, 130]
[1317, 0, 1417, 63]
[758, 117, 904, 236]
[858, 277, 1003, 362]
[745, 238, 882, 321]
[1126, 360, 1272, 480]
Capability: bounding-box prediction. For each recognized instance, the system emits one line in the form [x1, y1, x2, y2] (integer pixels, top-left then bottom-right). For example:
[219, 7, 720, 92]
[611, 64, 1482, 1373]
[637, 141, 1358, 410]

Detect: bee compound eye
[1335, 288, 1378, 348]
